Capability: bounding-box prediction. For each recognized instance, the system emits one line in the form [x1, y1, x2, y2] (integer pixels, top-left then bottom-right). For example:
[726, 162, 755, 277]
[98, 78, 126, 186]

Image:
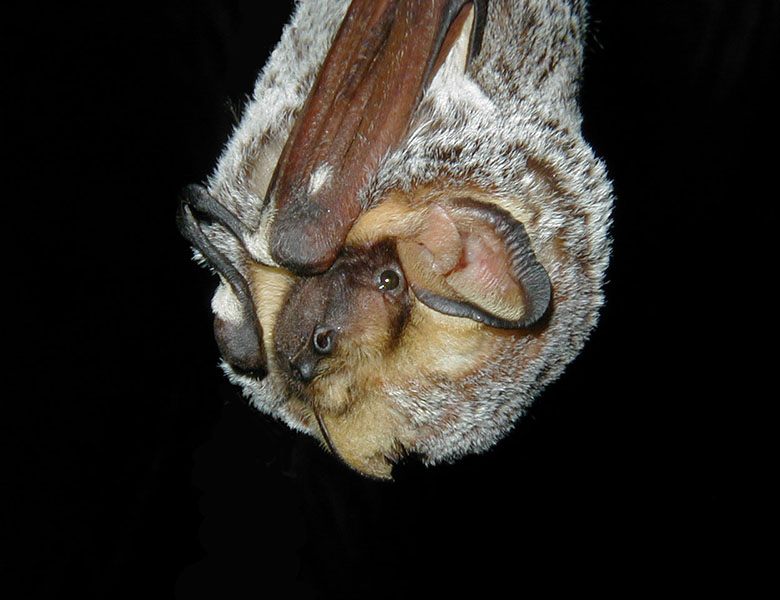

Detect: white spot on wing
[308, 163, 333, 196]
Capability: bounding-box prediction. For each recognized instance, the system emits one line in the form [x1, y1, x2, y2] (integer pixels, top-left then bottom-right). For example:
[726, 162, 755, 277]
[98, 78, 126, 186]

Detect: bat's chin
[278, 373, 409, 480]
[316, 408, 407, 480]
[312, 409, 402, 481]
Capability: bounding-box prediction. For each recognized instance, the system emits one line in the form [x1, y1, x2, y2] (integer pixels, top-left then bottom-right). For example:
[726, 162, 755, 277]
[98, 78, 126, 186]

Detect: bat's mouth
[266, 0, 488, 276]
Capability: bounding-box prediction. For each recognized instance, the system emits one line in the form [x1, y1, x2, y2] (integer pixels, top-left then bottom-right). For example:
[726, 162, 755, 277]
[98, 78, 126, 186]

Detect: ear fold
[397, 198, 551, 329]
[177, 185, 267, 376]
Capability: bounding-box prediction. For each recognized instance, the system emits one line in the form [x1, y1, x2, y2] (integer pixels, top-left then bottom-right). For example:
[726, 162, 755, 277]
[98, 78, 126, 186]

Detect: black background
[7, 1, 773, 597]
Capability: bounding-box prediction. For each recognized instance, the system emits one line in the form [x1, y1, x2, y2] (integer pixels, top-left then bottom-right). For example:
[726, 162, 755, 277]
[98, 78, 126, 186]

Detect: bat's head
[179, 0, 613, 479]
[262, 192, 551, 478]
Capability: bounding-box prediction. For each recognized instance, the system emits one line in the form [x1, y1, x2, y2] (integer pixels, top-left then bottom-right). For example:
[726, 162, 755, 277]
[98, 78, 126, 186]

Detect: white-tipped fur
[196, 0, 613, 469]
[211, 280, 244, 324]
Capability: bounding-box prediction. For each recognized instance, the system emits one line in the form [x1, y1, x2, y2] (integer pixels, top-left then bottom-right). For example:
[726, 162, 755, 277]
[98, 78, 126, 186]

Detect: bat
[178, 0, 613, 479]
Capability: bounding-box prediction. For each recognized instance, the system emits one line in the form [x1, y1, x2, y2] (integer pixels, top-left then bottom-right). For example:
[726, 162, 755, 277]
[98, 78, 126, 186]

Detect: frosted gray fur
[194, 0, 613, 466]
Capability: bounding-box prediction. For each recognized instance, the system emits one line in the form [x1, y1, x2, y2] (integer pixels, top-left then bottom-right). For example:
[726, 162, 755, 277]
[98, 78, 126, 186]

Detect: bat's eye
[378, 269, 400, 291]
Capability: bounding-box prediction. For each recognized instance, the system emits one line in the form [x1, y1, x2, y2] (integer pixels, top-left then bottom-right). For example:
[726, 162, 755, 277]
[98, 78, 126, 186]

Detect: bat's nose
[290, 359, 317, 384]
[289, 326, 336, 383]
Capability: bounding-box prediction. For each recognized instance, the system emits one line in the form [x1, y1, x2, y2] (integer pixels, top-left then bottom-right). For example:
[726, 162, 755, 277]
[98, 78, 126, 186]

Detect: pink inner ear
[415, 203, 520, 300]
[458, 229, 519, 298]
[400, 197, 549, 328]
[415, 204, 463, 275]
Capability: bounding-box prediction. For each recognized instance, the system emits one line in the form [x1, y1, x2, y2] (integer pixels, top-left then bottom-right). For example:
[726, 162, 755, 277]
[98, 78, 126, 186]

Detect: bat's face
[268, 236, 418, 479]
[250, 189, 552, 478]
[178, 0, 613, 479]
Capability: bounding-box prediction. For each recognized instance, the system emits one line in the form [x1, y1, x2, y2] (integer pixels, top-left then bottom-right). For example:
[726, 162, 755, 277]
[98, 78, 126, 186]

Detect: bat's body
[179, 0, 612, 479]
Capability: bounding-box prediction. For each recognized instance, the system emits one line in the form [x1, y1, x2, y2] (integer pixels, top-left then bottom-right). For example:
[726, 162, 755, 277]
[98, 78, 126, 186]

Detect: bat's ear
[397, 198, 552, 329]
[177, 185, 267, 376]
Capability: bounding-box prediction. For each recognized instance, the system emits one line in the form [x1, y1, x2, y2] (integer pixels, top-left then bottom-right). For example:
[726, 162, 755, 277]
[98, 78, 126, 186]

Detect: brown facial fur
[249, 189, 550, 479]
[270, 239, 416, 478]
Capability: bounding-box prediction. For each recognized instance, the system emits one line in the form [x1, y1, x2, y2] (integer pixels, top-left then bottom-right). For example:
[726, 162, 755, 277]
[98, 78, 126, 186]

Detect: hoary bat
[178, 0, 613, 479]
